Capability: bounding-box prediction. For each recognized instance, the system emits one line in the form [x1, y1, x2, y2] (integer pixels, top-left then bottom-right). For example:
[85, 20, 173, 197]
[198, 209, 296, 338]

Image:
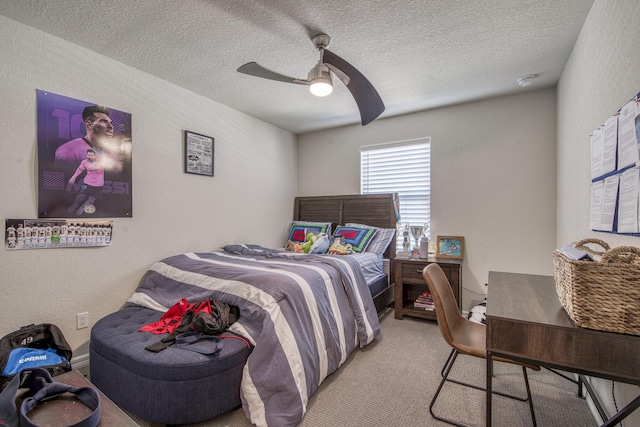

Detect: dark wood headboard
[293, 193, 398, 260]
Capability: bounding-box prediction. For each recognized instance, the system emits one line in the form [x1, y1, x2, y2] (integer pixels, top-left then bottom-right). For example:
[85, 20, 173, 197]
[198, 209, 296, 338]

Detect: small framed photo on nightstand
[436, 236, 465, 259]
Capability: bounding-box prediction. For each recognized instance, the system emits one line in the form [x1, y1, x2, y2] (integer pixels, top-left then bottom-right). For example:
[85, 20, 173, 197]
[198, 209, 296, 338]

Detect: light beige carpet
[127, 309, 596, 427]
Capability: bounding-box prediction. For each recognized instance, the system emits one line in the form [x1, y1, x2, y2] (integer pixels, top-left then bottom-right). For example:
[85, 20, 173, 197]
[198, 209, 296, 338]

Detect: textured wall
[0, 16, 297, 358]
[298, 88, 558, 310]
[557, 0, 640, 424]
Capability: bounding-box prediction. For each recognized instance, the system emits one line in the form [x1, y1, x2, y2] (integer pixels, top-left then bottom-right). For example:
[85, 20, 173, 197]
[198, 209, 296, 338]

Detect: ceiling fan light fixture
[309, 79, 333, 97]
[308, 63, 333, 97]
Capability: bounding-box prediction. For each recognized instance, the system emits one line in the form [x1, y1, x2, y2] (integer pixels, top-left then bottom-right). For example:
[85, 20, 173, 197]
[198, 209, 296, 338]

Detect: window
[361, 138, 431, 251]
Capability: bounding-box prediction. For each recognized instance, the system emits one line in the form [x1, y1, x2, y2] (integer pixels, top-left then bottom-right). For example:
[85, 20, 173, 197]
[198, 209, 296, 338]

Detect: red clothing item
[139, 298, 213, 334]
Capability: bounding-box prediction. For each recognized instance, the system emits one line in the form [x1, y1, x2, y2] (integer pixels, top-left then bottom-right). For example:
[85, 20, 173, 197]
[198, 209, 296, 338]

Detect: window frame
[360, 138, 431, 251]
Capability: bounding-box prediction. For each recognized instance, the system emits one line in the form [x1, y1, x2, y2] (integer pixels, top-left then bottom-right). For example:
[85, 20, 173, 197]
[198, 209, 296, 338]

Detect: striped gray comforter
[126, 245, 381, 427]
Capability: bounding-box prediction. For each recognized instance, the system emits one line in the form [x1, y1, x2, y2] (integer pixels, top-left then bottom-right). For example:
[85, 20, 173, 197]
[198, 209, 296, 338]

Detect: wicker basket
[553, 238, 640, 336]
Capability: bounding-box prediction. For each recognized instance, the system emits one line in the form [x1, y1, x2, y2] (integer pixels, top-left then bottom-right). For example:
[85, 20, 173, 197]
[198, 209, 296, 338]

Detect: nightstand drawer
[401, 262, 455, 284]
[401, 263, 429, 283]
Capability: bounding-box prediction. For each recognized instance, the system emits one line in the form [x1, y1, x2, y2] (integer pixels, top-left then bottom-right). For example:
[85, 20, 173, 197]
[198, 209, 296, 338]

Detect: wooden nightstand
[393, 257, 462, 320]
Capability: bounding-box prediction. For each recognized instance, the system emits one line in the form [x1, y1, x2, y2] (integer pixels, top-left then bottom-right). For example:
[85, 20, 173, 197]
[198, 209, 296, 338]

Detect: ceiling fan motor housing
[312, 34, 331, 50]
[308, 62, 332, 82]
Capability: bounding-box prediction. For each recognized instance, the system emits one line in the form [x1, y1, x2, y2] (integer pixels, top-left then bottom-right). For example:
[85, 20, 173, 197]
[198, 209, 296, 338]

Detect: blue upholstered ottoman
[90, 305, 252, 425]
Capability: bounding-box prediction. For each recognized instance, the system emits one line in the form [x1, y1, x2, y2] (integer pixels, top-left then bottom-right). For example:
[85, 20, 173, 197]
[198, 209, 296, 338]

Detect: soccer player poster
[37, 90, 133, 218]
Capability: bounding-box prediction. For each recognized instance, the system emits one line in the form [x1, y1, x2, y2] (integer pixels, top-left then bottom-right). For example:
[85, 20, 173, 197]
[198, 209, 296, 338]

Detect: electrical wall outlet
[76, 312, 89, 329]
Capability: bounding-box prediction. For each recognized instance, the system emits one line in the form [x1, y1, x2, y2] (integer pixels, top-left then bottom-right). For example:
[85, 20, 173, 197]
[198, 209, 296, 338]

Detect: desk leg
[486, 351, 493, 427]
[578, 375, 583, 398]
[601, 394, 640, 427]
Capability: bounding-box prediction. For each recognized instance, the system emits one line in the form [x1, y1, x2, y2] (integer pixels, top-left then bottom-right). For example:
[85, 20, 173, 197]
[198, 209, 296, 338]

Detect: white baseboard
[72, 352, 90, 371]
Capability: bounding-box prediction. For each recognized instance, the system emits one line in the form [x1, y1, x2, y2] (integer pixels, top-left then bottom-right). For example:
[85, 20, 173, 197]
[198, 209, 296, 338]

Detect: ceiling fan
[237, 34, 385, 126]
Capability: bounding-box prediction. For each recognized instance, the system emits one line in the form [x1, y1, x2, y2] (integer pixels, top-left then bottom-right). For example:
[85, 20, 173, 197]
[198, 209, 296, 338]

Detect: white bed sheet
[349, 251, 384, 284]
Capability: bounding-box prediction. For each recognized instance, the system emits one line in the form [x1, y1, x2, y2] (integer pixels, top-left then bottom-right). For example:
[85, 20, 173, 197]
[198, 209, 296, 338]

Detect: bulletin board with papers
[590, 92, 640, 235]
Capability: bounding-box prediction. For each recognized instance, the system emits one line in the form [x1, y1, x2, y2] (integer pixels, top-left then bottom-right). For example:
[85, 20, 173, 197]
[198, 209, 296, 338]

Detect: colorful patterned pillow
[345, 223, 396, 255]
[287, 221, 332, 243]
[332, 226, 376, 252]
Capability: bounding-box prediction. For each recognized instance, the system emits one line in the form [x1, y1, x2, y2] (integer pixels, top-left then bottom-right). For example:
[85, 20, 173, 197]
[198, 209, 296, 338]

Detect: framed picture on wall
[184, 130, 214, 176]
[436, 236, 465, 259]
[36, 90, 133, 218]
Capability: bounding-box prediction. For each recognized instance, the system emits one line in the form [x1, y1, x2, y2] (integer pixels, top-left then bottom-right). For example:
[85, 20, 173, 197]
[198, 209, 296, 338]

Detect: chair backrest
[422, 263, 464, 348]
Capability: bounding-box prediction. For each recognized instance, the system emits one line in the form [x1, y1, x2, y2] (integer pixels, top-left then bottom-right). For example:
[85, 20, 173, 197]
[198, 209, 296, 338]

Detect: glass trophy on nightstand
[409, 223, 428, 259]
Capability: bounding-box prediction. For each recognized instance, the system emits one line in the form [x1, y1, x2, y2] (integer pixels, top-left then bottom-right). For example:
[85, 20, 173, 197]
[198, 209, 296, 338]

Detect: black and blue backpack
[0, 323, 72, 388]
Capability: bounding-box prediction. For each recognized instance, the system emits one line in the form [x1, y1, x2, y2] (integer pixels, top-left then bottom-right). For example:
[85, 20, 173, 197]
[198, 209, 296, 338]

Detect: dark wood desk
[485, 271, 640, 427]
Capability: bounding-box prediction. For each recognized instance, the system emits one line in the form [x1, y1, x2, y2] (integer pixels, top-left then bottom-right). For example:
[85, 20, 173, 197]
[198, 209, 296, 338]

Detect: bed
[293, 193, 398, 311]
[90, 193, 398, 426]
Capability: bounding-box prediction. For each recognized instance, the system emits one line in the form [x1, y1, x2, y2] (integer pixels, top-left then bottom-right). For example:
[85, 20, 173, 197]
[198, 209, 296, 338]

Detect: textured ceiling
[0, 0, 594, 134]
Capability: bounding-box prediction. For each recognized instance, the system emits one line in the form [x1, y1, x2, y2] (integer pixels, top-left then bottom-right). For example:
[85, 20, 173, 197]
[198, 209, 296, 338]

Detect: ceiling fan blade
[237, 62, 308, 85]
[322, 50, 385, 125]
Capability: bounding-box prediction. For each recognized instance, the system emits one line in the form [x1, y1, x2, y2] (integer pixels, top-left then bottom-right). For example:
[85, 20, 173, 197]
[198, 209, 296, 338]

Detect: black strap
[0, 370, 21, 427]
[174, 332, 223, 355]
[0, 368, 100, 427]
[145, 309, 196, 353]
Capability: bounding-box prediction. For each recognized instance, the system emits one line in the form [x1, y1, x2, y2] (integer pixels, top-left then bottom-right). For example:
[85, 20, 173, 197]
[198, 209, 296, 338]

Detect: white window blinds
[361, 138, 431, 244]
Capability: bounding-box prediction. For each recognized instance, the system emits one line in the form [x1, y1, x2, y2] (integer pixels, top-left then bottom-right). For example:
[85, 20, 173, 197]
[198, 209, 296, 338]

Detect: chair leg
[444, 363, 531, 402]
[429, 350, 538, 427]
[441, 347, 457, 378]
[430, 349, 473, 427]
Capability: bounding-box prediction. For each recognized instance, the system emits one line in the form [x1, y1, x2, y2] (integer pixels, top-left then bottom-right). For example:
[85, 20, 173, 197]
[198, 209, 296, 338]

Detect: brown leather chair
[422, 263, 539, 427]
